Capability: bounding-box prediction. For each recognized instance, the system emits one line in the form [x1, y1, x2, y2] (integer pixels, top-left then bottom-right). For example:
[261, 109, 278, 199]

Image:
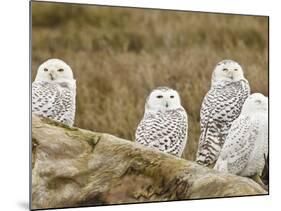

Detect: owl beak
[165, 102, 169, 108]
[49, 73, 54, 80]
[228, 72, 234, 80]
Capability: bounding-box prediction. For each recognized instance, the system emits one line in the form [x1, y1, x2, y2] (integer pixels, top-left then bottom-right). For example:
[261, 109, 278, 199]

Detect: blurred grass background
[31, 2, 268, 160]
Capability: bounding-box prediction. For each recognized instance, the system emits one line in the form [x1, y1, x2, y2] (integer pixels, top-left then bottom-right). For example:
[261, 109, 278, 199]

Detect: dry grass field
[31, 2, 268, 160]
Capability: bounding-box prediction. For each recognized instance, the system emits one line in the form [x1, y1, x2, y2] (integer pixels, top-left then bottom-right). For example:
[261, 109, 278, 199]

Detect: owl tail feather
[213, 158, 228, 173]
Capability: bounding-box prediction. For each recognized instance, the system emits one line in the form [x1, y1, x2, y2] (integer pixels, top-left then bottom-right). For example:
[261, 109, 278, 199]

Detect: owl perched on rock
[196, 60, 250, 166]
[32, 58, 76, 127]
[214, 93, 268, 181]
[135, 87, 188, 157]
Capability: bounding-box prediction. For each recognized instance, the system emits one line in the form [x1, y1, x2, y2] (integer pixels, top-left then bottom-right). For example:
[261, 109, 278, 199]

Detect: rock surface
[31, 114, 267, 209]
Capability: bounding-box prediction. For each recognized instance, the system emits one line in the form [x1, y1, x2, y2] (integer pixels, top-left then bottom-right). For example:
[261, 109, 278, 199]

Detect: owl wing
[32, 81, 75, 126]
[32, 81, 60, 118]
[197, 80, 250, 166]
[214, 116, 257, 174]
[135, 108, 188, 157]
[164, 109, 188, 157]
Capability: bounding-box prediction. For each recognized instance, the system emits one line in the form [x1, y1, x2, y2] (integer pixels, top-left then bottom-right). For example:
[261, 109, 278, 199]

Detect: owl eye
[44, 68, 48, 72]
[57, 68, 64, 72]
[170, 95, 174, 98]
[156, 95, 163, 98]
[222, 68, 228, 72]
[256, 99, 262, 104]
[234, 68, 238, 71]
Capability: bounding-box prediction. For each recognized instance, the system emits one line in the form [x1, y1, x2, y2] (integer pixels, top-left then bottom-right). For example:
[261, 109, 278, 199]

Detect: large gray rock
[31, 114, 267, 209]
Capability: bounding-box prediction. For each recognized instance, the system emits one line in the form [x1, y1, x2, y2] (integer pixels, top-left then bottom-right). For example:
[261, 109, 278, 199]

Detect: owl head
[212, 60, 245, 84]
[35, 58, 74, 83]
[145, 87, 182, 113]
[242, 93, 268, 114]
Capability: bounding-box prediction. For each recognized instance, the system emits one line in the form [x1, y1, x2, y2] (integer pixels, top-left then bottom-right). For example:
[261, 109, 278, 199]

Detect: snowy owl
[32, 58, 76, 127]
[196, 60, 250, 166]
[135, 87, 188, 157]
[214, 93, 268, 182]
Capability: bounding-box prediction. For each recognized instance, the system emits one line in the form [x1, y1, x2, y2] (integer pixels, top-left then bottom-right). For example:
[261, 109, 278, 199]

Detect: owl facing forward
[214, 93, 268, 179]
[32, 58, 76, 127]
[196, 60, 250, 166]
[135, 87, 188, 157]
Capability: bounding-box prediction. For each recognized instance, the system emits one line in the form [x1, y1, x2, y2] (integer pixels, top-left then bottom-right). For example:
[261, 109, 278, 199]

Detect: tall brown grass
[32, 2, 268, 160]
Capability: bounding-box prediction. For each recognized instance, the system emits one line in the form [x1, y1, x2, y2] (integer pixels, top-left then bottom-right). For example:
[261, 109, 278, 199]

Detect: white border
[0, 0, 279, 211]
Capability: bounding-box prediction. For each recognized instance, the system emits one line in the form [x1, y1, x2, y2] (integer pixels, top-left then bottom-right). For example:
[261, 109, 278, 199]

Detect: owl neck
[36, 78, 76, 90]
[211, 78, 247, 87]
[242, 106, 268, 116]
[58, 79, 76, 90]
[145, 106, 183, 114]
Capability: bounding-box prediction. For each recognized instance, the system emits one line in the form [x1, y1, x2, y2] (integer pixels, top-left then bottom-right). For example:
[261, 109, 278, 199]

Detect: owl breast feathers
[32, 81, 76, 127]
[196, 79, 250, 166]
[135, 107, 188, 157]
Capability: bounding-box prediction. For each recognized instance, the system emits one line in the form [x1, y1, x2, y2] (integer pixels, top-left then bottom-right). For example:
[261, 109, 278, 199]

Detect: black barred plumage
[196, 60, 250, 166]
[136, 108, 188, 157]
[32, 81, 76, 126]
